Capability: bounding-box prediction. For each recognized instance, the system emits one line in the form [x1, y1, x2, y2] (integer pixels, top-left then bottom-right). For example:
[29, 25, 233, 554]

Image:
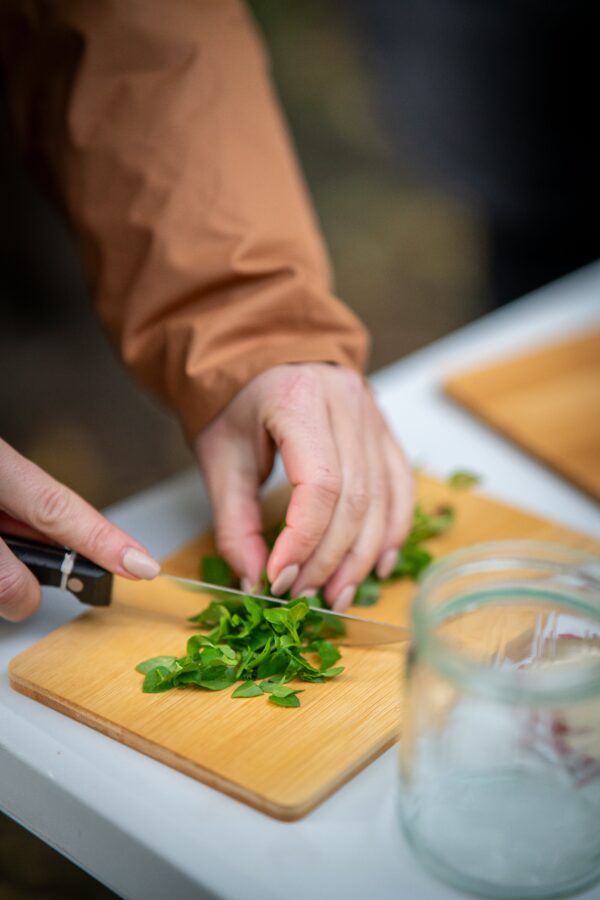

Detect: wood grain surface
[445, 330, 600, 500]
[9, 478, 600, 820]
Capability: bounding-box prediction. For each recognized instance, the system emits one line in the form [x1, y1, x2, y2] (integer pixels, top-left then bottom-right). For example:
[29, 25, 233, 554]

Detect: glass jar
[399, 541, 600, 899]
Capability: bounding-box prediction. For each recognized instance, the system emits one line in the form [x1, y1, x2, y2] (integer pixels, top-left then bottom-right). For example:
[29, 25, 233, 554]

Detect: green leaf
[259, 682, 303, 698]
[195, 678, 237, 691]
[287, 599, 310, 623]
[176, 669, 236, 691]
[231, 682, 263, 698]
[409, 504, 455, 543]
[135, 656, 178, 675]
[186, 634, 214, 656]
[392, 545, 433, 579]
[201, 555, 236, 587]
[142, 666, 178, 692]
[263, 607, 291, 628]
[242, 596, 264, 626]
[269, 692, 301, 708]
[188, 600, 231, 626]
[257, 650, 289, 679]
[447, 470, 481, 490]
[310, 640, 341, 671]
[353, 575, 381, 607]
[249, 636, 272, 668]
[320, 666, 344, 678]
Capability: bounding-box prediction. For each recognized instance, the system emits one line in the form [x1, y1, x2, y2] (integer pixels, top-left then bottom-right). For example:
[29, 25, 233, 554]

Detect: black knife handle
[1, 533, 113, 607]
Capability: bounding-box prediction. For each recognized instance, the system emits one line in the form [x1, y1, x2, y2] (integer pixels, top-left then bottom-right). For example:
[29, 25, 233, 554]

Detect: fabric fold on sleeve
[1, 0, 370, 440]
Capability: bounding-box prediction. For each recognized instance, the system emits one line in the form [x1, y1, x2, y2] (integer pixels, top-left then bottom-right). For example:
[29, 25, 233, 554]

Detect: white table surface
[2, 262, 600, 900]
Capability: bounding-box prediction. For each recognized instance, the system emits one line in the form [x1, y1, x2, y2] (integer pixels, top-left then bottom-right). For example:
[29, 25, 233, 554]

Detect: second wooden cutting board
[9, 477, 599, 820]
[445, 330, 600, 500]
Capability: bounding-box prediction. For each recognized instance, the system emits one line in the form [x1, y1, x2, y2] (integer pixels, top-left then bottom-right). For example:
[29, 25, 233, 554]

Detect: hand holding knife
[3, 532, 409, 646]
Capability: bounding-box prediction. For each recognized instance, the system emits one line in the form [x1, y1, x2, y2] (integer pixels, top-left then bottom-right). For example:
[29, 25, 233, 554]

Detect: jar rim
[412, 540, 600, 704]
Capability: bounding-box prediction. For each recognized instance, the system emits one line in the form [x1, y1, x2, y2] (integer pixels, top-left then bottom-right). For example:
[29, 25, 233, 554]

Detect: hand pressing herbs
[200, 502, 456, 609]
[136, 597, 344, 708]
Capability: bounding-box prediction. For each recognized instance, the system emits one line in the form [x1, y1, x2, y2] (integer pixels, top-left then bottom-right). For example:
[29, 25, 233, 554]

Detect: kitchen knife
[2, 532, 409, 646]
[2, 532, 112, 607]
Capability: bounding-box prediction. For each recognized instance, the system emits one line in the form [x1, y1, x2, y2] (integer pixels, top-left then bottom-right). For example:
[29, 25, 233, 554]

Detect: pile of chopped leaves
[136, 597, 343, 707]
[136, 498, 459, 707]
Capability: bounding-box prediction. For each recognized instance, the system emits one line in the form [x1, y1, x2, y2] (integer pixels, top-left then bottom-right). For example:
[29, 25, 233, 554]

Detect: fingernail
[241, 577, 253, 593]
[271, 564, 300, 597]
[376, 548, 398, 580]
[333, 584, 356, 612]
[301, 588, 317, 598]
[122, 548, 161, 579]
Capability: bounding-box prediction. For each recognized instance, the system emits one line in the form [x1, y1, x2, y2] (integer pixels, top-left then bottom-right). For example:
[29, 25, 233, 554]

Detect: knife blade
[3, 532, 409, 646]
[161, 574, 409, 646]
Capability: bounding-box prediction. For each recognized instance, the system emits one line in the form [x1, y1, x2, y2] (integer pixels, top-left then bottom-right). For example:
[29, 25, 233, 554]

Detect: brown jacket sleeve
[1, 0, 369, 441]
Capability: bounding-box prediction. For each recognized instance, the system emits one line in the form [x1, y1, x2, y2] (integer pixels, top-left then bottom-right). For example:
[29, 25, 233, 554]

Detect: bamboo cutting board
[9, 477, 600, 820]
[445, 330, 600, 500]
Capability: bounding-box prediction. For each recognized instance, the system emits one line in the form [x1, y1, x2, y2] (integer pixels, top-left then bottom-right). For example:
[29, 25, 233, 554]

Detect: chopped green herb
[269, 692, 301, 708]
[137, 498, 457, 708]
[135, 655, 178, 675]
[353, 574, 381, 607]
[447, 470, 481, 490]
[141, 665, 180, 693]
[392, 545, 433, 579]
[309, 639, 342, 671]
[259, 682, 301, 698]
[408, 504, 455, 543]
[201, 555, 235, 587]
[231, 681, 263, 699]
[136, 597, 345, 708]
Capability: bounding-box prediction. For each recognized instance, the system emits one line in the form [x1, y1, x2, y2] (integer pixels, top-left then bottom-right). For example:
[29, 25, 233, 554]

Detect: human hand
[195, 364, 414, 610]
[0, 438, 160, 622]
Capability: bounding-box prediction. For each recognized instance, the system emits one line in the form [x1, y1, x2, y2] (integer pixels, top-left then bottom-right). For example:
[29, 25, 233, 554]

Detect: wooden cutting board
[445, 330, 600, 500]
[9, 477, 600, 821]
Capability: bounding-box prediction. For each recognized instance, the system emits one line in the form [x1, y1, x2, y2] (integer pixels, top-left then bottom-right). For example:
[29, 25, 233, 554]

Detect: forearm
[11, 0, 369, 439]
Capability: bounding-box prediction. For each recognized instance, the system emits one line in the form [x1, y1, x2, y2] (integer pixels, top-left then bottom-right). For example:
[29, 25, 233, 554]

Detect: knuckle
[370, 478, 387, 504]
[279, 370, 321, 413]
[86, 519, 116, 558]
[312, 469, 342, 503]
[32, 483, 71, 531]
[342, 544, 367, 573]
[337, 547, 376, 587]
[283, 520, 320, 552]
[345, 488, 370, 518]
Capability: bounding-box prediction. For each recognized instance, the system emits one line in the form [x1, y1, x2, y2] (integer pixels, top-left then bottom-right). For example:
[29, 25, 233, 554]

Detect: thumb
[0, 440, 160, 581]
[0, 537, 41, 622]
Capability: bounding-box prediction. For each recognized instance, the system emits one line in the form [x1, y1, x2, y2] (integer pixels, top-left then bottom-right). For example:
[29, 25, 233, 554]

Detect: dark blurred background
[1, 2, 598, 897]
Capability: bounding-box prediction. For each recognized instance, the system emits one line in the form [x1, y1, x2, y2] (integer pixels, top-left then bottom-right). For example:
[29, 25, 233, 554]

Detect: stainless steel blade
[160, 574, 409, 646]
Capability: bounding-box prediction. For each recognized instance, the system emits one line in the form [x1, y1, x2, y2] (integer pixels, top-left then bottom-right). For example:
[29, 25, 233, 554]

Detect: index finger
[0, 439, 160, 580]
[264, 384, 341, 593]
